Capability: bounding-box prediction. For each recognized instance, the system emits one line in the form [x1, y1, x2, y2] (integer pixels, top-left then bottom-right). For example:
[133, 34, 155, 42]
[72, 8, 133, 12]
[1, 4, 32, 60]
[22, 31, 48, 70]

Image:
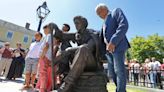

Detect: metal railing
[127, 68, 164, 89]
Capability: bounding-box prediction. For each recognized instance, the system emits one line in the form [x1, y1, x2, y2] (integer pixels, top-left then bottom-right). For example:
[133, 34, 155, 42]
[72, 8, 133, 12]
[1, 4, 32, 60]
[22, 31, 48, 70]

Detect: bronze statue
[50, 16, 108, 92]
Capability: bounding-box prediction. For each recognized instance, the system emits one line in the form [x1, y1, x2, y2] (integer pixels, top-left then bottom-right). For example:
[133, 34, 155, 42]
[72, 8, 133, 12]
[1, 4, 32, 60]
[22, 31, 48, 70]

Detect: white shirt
[103, 13, 111, 45]
[26, 41, 42, 58]
[153, 61, 161, 72]
[40, 34, 52, 61]
[148, 62, 154, 73]
[130, 62, 135, 72]
[134, 63, 140, 73]
[103, 23, 108, 45]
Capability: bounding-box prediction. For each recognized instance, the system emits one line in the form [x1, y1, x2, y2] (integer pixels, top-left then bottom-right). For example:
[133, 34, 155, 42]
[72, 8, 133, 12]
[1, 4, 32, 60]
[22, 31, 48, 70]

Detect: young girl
[36, 24, 60, 92]
[37, 25, 53, 92]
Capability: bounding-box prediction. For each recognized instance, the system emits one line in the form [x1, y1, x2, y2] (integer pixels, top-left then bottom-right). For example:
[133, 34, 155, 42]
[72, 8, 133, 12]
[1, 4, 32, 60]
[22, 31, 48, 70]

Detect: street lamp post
[36, 1, 50, 32]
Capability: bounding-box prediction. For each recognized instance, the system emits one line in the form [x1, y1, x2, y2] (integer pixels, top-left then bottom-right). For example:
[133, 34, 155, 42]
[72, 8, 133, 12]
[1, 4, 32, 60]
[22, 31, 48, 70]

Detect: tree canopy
[127, 34, 164, 63]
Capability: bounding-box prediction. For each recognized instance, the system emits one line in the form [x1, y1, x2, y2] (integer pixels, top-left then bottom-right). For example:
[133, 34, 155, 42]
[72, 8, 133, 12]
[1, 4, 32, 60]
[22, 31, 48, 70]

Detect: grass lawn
[107, 83, 146, 92]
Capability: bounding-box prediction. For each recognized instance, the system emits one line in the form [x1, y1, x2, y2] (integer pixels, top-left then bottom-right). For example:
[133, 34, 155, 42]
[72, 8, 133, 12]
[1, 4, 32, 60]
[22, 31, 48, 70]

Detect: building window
[6, 31, 13, 40]
[23, 35, 29, 43]
[32, 36, 35, 42]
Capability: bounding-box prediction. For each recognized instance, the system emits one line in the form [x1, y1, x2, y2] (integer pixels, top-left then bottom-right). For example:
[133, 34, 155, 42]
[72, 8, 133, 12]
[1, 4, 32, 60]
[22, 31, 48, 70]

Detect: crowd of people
[0, 23, 71, 92]
[0, 42, 25, 81]
[126, 57, 164, 89]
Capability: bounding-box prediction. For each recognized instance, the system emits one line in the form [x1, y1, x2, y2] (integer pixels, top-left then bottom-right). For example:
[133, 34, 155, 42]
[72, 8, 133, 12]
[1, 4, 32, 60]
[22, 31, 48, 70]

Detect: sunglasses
[5, 44, 10, 46]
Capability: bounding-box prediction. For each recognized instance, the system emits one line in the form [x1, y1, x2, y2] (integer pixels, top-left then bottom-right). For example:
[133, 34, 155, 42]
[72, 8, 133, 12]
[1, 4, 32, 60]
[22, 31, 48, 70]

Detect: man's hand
[106, 42, 115, 53]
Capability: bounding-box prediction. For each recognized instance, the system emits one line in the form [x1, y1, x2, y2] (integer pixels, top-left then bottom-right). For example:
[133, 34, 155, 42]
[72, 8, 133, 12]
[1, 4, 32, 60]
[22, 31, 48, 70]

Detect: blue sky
[0, 0, 164, 40]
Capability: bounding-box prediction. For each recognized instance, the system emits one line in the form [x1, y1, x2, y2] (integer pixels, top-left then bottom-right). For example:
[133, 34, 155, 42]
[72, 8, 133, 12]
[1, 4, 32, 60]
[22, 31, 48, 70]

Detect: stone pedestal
[72, 72, 108, 92]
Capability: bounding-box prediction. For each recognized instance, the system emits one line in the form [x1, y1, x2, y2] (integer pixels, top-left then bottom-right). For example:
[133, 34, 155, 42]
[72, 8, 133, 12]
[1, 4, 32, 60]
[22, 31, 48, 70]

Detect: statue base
[72, 71, 108, 92]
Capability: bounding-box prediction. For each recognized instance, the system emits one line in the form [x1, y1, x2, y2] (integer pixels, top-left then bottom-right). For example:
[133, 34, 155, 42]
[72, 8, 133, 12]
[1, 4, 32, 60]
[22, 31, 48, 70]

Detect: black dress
[7, 48, 25, 79]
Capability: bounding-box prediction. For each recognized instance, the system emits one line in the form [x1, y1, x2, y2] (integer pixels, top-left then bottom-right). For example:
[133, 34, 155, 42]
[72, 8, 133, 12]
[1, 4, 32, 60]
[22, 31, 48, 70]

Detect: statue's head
[48, 22, 60, 32]
[73, 16, 88, 34]
[49, 22, 63, 40]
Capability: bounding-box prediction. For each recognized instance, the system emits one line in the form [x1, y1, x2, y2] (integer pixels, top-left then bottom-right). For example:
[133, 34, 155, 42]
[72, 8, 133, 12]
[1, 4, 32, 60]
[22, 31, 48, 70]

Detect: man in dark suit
[96, 3, 130, 92]
[61, 24, 72, 51]
[57, 24, 72, 82]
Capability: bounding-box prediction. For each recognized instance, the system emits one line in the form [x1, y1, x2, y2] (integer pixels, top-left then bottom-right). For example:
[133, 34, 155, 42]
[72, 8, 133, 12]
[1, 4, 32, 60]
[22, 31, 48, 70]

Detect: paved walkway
[127, 85, 164, 92]
[0, 76, 36, 92]
[1, 76, 164, 92]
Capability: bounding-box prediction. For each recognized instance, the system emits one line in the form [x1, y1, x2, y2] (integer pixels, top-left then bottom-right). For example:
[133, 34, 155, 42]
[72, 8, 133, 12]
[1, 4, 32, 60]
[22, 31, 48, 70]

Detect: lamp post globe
[36, 1, 50, 32]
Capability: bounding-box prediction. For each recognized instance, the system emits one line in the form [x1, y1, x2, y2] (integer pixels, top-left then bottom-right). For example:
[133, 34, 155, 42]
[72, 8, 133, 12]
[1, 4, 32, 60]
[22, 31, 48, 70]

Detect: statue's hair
[95, 3, 108, 12]
[48, 22, 59, 31]
[73, 16, 88, 29]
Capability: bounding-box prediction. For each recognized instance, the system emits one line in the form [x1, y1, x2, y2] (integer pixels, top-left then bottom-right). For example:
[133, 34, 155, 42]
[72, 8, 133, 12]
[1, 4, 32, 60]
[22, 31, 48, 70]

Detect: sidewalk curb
[126, 85, 164, 92]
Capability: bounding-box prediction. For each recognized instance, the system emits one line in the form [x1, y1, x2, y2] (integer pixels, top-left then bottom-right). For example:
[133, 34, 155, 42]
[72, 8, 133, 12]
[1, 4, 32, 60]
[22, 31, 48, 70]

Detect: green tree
[128, 34, 164, 63]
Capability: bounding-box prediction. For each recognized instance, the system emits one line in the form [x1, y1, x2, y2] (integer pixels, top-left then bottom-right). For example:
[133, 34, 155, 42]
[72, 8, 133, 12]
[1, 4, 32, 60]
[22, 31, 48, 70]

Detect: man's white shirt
[26, 41, 42, 59]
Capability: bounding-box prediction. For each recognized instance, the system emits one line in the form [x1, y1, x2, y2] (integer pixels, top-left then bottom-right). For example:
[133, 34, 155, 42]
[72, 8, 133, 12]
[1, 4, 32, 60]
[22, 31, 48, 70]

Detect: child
[22, 32, 42, 89]
[37, 24, 58, 92]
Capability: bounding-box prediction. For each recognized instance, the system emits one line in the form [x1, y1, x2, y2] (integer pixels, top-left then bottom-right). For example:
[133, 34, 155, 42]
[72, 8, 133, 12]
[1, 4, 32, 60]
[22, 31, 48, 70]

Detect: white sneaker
[51, 90, 58, 92]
